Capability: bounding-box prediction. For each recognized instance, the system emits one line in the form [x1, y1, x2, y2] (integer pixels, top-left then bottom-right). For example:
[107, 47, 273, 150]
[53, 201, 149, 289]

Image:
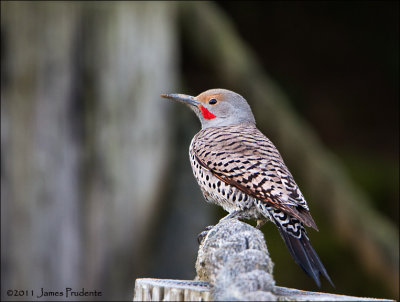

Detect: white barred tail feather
[272, 212, 334, 287]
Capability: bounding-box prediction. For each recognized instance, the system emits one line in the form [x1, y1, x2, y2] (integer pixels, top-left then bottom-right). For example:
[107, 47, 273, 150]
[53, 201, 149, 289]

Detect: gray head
[161, 88, 256, 129]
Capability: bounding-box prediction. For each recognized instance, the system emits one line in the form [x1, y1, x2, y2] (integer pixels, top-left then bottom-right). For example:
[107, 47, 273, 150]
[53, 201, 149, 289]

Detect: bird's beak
[161, 93, 200, 107]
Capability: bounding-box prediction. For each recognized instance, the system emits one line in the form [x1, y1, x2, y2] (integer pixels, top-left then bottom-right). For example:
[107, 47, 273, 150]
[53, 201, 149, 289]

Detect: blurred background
[1, 1, 398, 301]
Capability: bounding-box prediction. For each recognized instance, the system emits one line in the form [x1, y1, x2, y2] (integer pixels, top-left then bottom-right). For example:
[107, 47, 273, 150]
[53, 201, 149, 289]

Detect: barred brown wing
[192, 123, 318, 230]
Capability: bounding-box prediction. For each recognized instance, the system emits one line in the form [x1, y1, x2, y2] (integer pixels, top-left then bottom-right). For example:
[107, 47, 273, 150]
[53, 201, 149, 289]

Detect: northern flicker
[161, 88, 333, 287]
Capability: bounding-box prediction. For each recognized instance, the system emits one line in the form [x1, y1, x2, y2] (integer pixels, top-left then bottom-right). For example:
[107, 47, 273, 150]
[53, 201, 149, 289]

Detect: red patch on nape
[199, 105, 216, 120]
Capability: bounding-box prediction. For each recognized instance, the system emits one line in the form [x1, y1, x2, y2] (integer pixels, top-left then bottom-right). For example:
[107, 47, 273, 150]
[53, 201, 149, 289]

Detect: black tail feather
[277, 227, 334, 288]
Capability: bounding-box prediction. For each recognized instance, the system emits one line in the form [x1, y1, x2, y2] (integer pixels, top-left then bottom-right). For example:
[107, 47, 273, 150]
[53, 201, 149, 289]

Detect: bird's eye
[208, 98, 218, 105]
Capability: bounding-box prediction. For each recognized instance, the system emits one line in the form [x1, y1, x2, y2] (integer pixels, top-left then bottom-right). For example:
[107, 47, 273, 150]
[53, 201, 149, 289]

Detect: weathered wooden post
[133, 219, 394, 301]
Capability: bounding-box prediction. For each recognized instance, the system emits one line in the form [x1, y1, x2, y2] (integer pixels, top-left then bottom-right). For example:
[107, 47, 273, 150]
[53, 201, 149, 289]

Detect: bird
[161, 88, 333, 288]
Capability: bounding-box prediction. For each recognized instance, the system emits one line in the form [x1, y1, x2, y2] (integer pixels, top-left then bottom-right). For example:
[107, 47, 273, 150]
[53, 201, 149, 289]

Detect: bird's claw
[256, 219, 266, 229]
[197, 225, 214, 244]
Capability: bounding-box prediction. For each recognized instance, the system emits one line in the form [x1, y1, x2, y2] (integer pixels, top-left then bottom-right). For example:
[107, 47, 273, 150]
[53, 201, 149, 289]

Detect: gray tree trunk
[1, 2, 177, 300]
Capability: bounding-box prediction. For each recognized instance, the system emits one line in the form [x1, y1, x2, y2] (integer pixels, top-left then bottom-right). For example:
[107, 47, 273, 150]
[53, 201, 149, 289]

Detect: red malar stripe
[199, 105, 216, 120]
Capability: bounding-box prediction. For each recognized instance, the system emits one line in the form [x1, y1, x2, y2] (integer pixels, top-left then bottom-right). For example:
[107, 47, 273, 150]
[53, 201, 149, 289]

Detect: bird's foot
[256, 219, 266, 229]
[197, 225, 214, 244]
[219, 210, 243, 222]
